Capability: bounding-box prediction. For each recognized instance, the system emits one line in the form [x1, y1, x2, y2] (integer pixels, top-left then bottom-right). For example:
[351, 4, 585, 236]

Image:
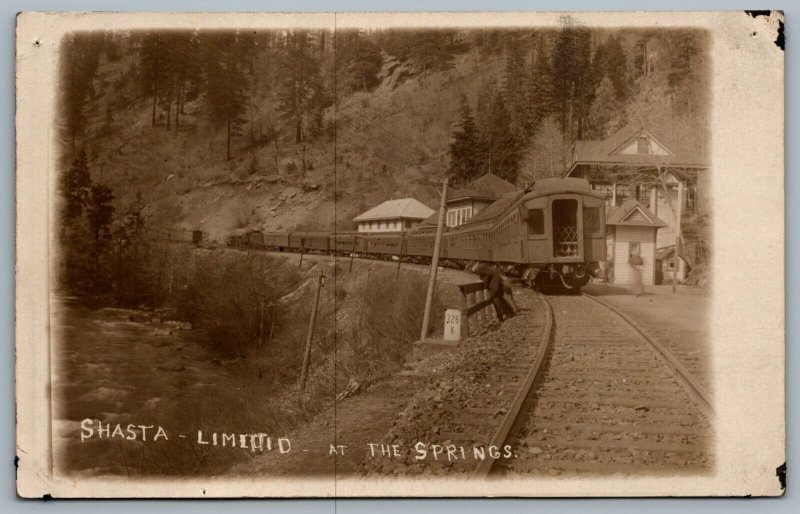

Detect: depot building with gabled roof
[565, 123, 709, 284]
[445, 173, 520, 228]
[419, 172, 521, 230]
[353, 198, 435, 233]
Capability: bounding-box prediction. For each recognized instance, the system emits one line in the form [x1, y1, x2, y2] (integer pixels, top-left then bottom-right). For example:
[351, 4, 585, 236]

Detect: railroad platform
[583, 282, 712, 393]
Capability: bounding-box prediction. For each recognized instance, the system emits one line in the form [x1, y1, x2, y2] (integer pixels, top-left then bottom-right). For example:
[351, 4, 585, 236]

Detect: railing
[457, 280, 497, 337]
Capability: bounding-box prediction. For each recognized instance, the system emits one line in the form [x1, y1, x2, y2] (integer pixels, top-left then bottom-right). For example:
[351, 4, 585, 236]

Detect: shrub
[176, 253, 302, 357]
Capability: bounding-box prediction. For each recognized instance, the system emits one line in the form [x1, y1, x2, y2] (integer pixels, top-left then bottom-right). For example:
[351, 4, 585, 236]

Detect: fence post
[268, 302, 276, 346]
[300, 273, 325, 393]
[396, 232, 404, 276]
[460, 290, 470, 338]
[467, 291, 477, 331]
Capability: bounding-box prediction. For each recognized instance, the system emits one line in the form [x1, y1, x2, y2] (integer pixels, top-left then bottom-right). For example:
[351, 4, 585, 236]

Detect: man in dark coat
[471, 263, 516, 322]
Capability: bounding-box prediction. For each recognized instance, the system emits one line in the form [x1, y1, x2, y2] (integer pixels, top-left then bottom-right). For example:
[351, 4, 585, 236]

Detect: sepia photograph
[15, 10, 784, 498]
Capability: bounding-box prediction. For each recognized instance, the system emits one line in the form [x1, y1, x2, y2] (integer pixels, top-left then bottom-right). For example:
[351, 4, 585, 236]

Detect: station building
[564, 124, 709, 284]
[445, 173, 519, 228]
[605, 199, 667, 286]
[419, 172, 520, 230]
[353, 198, 434, 233]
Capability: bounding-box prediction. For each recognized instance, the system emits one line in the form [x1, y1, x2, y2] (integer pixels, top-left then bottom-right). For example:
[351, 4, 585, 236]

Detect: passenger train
[227, 177, 606, 291]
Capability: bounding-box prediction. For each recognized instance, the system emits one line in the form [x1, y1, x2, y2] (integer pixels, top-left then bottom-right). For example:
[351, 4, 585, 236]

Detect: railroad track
[373, 288, 552, 476]
[487, 293, 714, 477]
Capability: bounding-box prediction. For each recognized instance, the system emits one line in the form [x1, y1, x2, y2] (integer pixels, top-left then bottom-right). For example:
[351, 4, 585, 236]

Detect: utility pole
[420, 177, 449, 341]
[672, 179, 684, 294]
[300, 273, 324, 393]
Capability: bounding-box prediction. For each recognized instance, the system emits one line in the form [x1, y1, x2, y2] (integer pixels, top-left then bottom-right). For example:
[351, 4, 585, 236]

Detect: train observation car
[516, 177, 605, 290]
[445, 177, 605, 291]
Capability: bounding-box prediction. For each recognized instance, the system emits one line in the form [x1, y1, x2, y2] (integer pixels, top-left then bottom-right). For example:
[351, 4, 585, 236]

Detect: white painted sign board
[443, 309, 462, 341]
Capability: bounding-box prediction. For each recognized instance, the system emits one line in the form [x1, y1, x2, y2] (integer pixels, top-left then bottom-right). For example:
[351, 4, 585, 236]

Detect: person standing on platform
[629, 252, 644, 296]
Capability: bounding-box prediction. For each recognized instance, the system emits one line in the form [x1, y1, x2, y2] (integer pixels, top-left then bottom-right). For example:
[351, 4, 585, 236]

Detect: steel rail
[581, 292, 714, 418]
[472, 291, 554, 478]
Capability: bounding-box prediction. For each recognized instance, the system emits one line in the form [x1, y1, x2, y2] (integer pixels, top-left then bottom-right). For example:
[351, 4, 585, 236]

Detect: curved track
[484, 292, 713, 477]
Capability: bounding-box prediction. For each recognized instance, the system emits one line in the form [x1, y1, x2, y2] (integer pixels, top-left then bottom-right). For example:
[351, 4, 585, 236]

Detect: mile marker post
[420, 177, 449, 341]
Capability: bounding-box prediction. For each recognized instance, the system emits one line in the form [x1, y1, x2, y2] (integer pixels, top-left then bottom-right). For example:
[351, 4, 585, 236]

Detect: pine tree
[336, 30, 382, 93]
[477, 92, 521, 183]
[588, 76, 625, 138]
[503, 39, 530, 140]
[447, 95, 479, 184]
[474, 79, 496, 136]
[61, 34, 101, 154]
[139, 33, 162, 127]
[278, 30, 326, 144]
[551, 18, 594, 139]
[60, 149, 92, 224]
[163, 31, 201, 135]
[592, 34, 628, 101]
[203, 32, 254, 160]
[86, 182, 115, 284]
[526, 35, 556, 132]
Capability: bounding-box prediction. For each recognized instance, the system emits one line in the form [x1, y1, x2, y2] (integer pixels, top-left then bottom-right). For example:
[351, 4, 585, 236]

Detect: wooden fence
[458, 280, 496, 337]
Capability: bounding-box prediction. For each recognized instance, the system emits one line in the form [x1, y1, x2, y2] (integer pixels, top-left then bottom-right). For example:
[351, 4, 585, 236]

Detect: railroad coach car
[265, 232, 290, 250]
[329, 232, 366, 255]
[289, 231, 331, 253]
[446, 222, 494, 263]
[363, 232, 404, 258]
[405, 231, 436, 261]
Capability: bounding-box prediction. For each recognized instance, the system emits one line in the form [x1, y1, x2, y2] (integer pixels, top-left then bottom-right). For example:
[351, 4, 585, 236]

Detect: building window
[628, 241, 642, 264]
[637, 136, 650, 154]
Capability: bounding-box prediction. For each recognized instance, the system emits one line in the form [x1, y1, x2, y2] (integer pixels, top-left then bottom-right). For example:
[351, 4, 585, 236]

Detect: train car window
[528, 209, 545, 235]
[584, 207, 601, 234]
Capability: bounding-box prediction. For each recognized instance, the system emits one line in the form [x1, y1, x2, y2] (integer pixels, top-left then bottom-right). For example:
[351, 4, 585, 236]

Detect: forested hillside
[57, 22, 709, 290]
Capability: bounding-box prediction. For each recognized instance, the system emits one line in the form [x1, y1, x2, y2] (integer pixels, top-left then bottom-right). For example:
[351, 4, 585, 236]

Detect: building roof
[532, 177, 593, 194]
[656, 244, 695, 267]
[353, 198, 435, 222]
[419, 210, 440, 227]
[468, 190, 526, 225]
[606, 198, 668, 228]
[448, 173, 520, 203]
[566, 124, 709, 175]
